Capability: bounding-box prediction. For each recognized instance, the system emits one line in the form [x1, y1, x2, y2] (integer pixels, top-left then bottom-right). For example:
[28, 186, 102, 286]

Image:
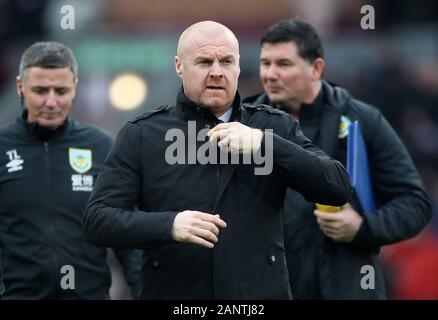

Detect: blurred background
[0, 0, 437, 299]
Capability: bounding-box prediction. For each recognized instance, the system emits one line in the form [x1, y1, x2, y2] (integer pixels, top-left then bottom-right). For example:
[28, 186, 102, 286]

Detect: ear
[16, 75, 23, 97]
[175, 56, 183, 78]
[311, 58, 325, 81]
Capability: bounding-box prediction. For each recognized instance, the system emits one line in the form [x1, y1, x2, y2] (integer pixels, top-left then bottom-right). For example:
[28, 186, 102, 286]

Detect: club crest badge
[338, 115, 352, 139]
[69, 148, 92, 174]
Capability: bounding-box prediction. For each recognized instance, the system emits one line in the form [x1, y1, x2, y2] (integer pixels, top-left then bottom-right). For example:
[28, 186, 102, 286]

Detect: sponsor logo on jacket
[6, 149, 24, 173]
[338, 115, 352, 139]
[69, 148, 93, 191]
[71, 174, 93, 192]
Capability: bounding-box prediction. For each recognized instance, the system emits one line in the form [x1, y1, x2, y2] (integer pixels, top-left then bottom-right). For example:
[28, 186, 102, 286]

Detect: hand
[171, 210, 227, 248]
[208, 122, 263, 155]
[314, 203, 363, 242]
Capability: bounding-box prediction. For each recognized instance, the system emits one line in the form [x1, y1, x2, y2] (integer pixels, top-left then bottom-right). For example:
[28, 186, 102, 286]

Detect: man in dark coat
[83, 20, 352, 299]
[244, 19, 431, 299]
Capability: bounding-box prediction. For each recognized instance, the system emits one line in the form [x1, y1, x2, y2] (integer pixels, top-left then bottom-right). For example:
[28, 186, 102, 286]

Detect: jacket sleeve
[94, 128, 143, 297]
[264, 114, 353, 206]
[83, 122, 179, 248]
[112, 248, 143, 298]
[352, 110, 431, 249]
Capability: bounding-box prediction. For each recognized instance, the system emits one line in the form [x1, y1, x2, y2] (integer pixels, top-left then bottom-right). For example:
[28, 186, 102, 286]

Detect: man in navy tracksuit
[0, 42, 141, 299]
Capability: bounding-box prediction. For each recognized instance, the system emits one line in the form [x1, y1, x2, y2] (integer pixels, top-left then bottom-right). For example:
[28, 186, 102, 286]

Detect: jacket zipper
[44, 141, 60, 290]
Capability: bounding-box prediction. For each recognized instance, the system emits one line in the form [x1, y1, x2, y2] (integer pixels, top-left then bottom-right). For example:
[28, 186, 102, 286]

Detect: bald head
[177, 21, 239, 58]
[174, 21, 241, 117]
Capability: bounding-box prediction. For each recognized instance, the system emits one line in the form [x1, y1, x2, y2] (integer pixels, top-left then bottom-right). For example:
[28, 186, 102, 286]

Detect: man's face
[175, 33, 240, 113]
[260, 41, 315, 108]
[17, 67, 77, 129]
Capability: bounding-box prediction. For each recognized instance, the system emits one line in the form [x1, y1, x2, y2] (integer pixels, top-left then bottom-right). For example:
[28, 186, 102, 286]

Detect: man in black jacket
[244, 19, 431, 299]
[83, 20, 352, 299]
[0, 42, 141, 299]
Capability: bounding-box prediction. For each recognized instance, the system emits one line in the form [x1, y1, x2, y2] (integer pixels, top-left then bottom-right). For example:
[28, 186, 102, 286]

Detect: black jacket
[83, 89, 352, 300]
[0, 110, 141, 299]
[244, 81, 431, 299]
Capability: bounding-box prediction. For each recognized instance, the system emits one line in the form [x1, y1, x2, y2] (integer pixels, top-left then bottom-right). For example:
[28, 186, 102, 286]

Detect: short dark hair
[19, 42, 78, 81]
[261, 19, 324, 62]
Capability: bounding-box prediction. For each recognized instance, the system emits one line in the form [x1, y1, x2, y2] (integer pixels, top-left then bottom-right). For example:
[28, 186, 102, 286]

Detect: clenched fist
[171, 210, 227, 248]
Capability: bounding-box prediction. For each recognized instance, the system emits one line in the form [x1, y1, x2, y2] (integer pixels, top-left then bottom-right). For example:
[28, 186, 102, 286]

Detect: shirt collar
[218, 107, 233, 123]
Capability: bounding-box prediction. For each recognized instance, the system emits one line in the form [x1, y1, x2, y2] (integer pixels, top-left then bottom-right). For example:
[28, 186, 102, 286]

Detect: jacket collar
[245, 80, 352, 114]
[244, 92, 270, 106]
[176, 87, 242, 210]
[176, 87, 242, 123]
[244, 81, 352, 158]
[17, 108, 70, 141]
[245, 87, 324, 121]
[299, 86, 324, 122]
[317, 80, 351, 158]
